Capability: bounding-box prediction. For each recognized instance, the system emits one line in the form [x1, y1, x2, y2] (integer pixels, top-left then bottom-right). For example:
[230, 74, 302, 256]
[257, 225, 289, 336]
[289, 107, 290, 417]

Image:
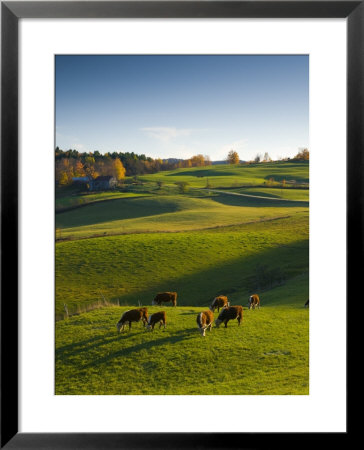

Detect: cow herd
[116, 292, 261, 337]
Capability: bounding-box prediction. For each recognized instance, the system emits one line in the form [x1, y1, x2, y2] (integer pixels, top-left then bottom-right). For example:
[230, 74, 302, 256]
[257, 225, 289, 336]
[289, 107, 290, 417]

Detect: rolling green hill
[138, 161, 309, 188]
[56, 193, 308, 240]
[56, 214, 308, 318]
[55, 160, 309, 395]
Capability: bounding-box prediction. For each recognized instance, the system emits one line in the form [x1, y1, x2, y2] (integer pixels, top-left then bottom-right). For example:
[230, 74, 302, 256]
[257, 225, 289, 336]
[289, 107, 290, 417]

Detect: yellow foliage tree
[112, 158, 126, 180]
[190, 154, 205, 167]
[294, 148, 309, 160]
[58, 171, 69, 186]
[227, 150, 239, 164]
[74, 160, 85, 177]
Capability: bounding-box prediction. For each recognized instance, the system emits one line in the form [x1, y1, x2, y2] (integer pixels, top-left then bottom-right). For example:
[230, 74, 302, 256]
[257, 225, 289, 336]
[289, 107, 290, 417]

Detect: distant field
[56, 273, 309, 395]
[221, 186, 309, 201]
[55, 160, 309, 395]
[56, 189, 148, 212]
[56, 192, 308, 240]
[56, 214, 308, 317]
[137, 161, 309, 188]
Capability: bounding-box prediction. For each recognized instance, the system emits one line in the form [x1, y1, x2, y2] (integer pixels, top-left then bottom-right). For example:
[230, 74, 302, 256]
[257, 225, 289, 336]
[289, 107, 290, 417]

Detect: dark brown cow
[116, 308, 148, 332]
[248, 294, 260, 310]
[152, 292, 177, 307]
[137, 307, 149, 326]
[215, 305, 243, 328]
[197, 310, 214, 336]
[209, 296, 229, 312]
[146, 311, 167, 331]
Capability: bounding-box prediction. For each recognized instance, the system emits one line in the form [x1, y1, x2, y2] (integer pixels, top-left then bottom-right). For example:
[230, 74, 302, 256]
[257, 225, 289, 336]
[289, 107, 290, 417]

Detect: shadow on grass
[112, 238, 308, 310]
[56, 197, 183, 228]
[56, 236, 309, 321]
[82, 327, 198, 369]
[56, 327, 145, 360]
[56, 325, 198, 366]
[210, 193, 309, 209]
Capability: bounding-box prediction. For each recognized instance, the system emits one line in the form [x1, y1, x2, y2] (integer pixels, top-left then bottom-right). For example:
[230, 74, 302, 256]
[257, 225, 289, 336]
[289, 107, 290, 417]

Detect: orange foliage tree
[227, 150, 239, 164]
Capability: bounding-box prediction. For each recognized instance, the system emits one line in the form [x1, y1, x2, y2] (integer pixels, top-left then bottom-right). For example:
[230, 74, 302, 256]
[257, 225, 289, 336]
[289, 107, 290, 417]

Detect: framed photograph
[2, 1, 357, 448]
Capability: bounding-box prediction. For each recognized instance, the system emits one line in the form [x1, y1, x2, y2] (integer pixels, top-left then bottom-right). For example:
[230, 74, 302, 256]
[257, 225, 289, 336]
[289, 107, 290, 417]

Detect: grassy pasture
[137, 161, 309, 188]
[55, 161, 309, 395]
[56, 188, 148, 212]
[222, 186, 309, 201]
[56, 192, 308, 240]
[56, 273, 309, 395]
[56, 214, 308, 318]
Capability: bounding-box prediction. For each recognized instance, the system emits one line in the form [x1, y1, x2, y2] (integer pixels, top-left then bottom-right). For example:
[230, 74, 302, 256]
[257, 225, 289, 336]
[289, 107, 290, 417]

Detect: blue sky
[56, 55, 308, 161]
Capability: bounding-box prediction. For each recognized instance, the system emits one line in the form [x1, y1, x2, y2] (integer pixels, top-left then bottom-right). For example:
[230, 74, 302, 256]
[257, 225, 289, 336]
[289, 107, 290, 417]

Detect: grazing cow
[116, 308, 148, 332]
[248, 294, 260, 310]
[304, 299, 309, 308]
[137, 307, 149, 326]
[215, 305, 243, 328]
[209, 295, 229, 312]
[197, 310, 214, 336]
[146, 311, 166, 331]
[152, 292, 177, 307]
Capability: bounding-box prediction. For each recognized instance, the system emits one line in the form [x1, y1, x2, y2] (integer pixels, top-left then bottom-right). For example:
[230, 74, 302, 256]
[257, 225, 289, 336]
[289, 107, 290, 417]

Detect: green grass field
[55, 161, 309, 395]
[56, 188, 149, 212]
[219, 186, 309, 201]
[138, 160, 309, 187]
[56, 194, 308, 240]
[56, 274, 309, 395]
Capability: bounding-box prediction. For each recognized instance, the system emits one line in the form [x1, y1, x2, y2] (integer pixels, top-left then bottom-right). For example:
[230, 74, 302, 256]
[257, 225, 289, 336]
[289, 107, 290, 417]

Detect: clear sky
[56, 55, 308, 161]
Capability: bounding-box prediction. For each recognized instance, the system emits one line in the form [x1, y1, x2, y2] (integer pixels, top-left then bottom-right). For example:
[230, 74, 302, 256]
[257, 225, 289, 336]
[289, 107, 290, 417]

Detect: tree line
[227, 148, 309, 165]
[55, 146, 308, 186]
[55, 148, 213, 186]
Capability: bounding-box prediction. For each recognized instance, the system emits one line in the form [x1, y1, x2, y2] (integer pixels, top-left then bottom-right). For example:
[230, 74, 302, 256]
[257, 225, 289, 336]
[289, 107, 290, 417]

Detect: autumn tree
[111, 158, 126, 181]
[55, 147, 202, 186]
[190, 154, 205, 167]
[227, 150, 239, 164]
[58, 171, 69, 186]
[55, 158, 73, 185]
[294, 148, 309, 160]
[74, 160, 85, 177]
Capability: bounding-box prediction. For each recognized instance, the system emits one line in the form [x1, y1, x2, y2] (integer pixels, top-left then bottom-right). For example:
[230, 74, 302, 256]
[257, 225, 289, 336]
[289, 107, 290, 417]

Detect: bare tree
[263, 152, 271, 162]
[254, 153, 262, 163]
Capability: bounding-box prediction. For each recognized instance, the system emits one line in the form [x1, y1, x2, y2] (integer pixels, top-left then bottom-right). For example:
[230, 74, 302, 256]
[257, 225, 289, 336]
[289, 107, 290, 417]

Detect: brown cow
[116, 308, 148, 332]
[248, 294, 260, 310]
[137, 307, 149, 326]
[215, 305, 243, 328]
[209, 295, 229, 312]
[197, 310, 214, 336]
[152, 292, 177, 307]
[146, 311, 166, 331]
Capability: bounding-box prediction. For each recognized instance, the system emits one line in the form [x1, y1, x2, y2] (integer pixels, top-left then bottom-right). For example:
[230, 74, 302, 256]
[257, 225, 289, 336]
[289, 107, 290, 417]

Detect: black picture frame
[1, 1, 357, 448]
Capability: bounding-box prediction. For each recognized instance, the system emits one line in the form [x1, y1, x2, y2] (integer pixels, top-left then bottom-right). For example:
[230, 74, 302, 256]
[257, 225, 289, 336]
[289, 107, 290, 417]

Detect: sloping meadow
[56, 274, 309, 395]
[55, 161, 309, 395]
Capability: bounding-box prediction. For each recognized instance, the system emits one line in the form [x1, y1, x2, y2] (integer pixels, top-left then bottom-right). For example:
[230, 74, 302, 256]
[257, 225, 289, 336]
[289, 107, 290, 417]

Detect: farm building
[88, 175, 117, 191]
[72, 176, 92, 184]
